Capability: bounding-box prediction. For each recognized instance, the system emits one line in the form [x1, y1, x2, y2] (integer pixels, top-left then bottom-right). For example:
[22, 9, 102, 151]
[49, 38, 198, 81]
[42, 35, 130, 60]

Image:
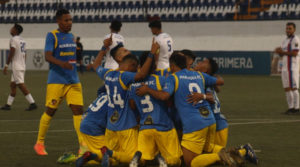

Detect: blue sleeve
[128, 85, 135, 100]
[96, 66, 110, 80]
[120, 71, 136, 86]
[202, 72, 217, 87]
[45, 33, 55, 52]
[163, 75, 175, 95]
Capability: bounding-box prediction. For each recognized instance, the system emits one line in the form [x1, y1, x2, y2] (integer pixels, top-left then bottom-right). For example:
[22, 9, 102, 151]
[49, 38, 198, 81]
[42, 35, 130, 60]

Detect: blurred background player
[103, 20, 124, 69]
[76, 36, 84, 74]
[34, 9, 84, 156]
[1, 23, 37, 111]
[129, 51, 182, 167]
[275, 22, 300, 115]
[148, 20, 173, 76]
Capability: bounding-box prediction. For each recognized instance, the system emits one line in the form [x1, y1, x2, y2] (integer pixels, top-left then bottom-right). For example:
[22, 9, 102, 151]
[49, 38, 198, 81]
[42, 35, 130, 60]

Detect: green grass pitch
[0, 71, 299, 167]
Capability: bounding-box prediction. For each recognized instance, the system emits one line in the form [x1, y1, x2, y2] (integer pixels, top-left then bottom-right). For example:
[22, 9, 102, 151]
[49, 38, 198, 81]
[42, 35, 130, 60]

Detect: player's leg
[130, 129, 157, 167]
[282, 71, 295, 114]
[291, 70, 299, 113]
[17, 83, 37, 111]
[215, 128, 228, 147]
[34, 84, 64, 155]
[66, 83, 85, 153]
[1, 81, 17, 110]
[156, 128, 182, 166]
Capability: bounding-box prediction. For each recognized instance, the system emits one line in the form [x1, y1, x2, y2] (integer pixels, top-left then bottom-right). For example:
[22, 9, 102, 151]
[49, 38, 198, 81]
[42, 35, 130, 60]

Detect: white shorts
[11, 70, 25, 84]
[281, 70, 299, 89]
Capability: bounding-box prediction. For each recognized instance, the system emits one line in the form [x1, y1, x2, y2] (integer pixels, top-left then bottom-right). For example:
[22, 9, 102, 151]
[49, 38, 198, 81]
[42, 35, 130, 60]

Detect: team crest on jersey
[51, 99, 57, 105]
[199, 107, 210, 118]
[110, 111, 119, 123]
[144, 115, 153, 125]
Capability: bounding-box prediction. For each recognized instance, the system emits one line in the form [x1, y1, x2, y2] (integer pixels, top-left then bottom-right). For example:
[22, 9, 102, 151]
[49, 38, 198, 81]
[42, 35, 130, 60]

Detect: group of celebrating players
[31, 9, 258, 167]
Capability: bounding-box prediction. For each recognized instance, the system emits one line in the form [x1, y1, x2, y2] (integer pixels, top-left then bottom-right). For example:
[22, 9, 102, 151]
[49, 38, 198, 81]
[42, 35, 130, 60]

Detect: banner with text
[0, 50, 271, 75]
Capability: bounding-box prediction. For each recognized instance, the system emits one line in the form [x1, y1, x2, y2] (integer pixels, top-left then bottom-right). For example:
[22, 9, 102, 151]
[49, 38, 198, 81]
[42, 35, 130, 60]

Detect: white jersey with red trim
[103, 33, 125, 69]
[280, 35, 300, 72]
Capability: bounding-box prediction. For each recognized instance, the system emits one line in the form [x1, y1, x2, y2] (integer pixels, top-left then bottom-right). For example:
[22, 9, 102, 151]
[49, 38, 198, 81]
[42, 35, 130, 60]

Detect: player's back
[45, 29, 79, 84]
[10, 35, 26, 70]
[104, 33, 125, 69]
[170, 69, 215, 133]
[155, 33, 173, 70]
[80, 93, 108, 136]
[104, 70, 137, 131]
[130, 74, 173, 131]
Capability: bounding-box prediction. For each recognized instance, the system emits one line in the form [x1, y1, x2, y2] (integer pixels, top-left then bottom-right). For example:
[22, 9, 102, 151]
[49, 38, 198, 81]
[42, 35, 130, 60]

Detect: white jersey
[154, 33, 173, 69]
[280, 35, 300, 71]
[10, 36, 26, 71]
[103, 33, 125, 69]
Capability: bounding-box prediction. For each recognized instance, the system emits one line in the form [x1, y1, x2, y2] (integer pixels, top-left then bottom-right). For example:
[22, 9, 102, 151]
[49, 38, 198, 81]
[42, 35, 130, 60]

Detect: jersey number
[105, 85, 124, 108]
[188, 83, 203, 103]
[141, 95, 154, 113]
[20, 42, 25, 53]
[89, 95, 107, 112]
[167, 40, 172, 52]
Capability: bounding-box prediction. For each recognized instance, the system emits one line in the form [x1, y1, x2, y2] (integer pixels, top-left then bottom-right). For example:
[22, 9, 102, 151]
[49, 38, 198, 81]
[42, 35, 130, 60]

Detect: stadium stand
[0, 0, 299, 23]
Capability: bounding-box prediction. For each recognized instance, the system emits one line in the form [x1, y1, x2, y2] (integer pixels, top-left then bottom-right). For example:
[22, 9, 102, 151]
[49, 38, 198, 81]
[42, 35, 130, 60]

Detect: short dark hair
[207, 58, 219, 75]
[56, 9, 70, 19]
[110, 20, 122, 31]
[169, 52, 187, 69]
[110, 43, 124, 59]
[76, 37, 80, 41]
[287, 22, 296, 29]
[139, 51, 155, 74]
[180, 49, 196, 61]
[122, 54, 138, 64]
[14, 23, 23, 34]
[148, 20, 162, 29]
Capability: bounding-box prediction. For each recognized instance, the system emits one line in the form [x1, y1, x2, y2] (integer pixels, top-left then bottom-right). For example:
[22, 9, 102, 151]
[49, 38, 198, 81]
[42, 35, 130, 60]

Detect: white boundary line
[1, 119, 300, 134]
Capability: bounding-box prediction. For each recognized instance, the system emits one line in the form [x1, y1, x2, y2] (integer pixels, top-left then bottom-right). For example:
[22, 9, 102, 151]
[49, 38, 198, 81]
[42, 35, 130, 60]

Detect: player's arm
[3, 45, 15, 75]
[275, 48, 298, 57]
[187, 92, 214, 105]
[136, 75, 175, 101]
[44, 33, 73, 70]
[134, 38, 159, 81]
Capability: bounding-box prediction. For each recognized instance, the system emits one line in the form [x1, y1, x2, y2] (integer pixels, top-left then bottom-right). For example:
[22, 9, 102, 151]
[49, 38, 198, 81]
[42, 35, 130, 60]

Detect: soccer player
[1, 23, 37, 111]
[128, 51, 182, 167]
[34, 9, 84, 156]
[76, 36, 84, 74]
[103, 20, 125, 69]
[180, 49, 196, 70]
[74, 92, 109, 167]
[275, 22, 300, 114]
[194, 58, 228, 147]
[135, 53, 242, 167]
[91, 38, 159, 167]
[149, 20, 173, 76]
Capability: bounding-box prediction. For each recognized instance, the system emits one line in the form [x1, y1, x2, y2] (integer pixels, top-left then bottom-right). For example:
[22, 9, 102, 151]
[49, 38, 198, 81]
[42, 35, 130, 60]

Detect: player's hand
[275, 47, 283, 55]
[187, 92, 204, 105]
[3, 67, 8, 75]
[103, 33, 113, 48]
[136, 83, 149, 96]
[150, 37, 160, 55]
[205, 93, 215, 104]
[61, 62, 73, 70]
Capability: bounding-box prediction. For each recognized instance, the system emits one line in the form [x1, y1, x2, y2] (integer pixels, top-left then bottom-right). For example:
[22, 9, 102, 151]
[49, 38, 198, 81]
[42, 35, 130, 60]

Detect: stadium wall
[1, 21, 295, 74]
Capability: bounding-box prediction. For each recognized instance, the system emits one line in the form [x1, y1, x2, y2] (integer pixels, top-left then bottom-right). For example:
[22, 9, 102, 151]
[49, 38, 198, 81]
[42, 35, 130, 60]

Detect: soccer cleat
[226, 147, 245, 166]
[34, 143, 48, 156]
[155, 153, 168, 167]
[218, 148, 238, 167]
[57, 152, 77, 164]
[76, 151, 97, 167]
[129, 151, 142, 167]
[293, 109, 300, 114]
[0, 104, 11, 110]
[101, 146, 110, 167]
[243, 143, 258, 165]
[26, 103, 37, 111]
[285, 108, 295, 115]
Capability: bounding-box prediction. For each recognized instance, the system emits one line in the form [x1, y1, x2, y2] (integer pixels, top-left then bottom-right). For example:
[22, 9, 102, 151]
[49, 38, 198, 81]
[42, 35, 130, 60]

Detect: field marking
[1, 119, 300, 134]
